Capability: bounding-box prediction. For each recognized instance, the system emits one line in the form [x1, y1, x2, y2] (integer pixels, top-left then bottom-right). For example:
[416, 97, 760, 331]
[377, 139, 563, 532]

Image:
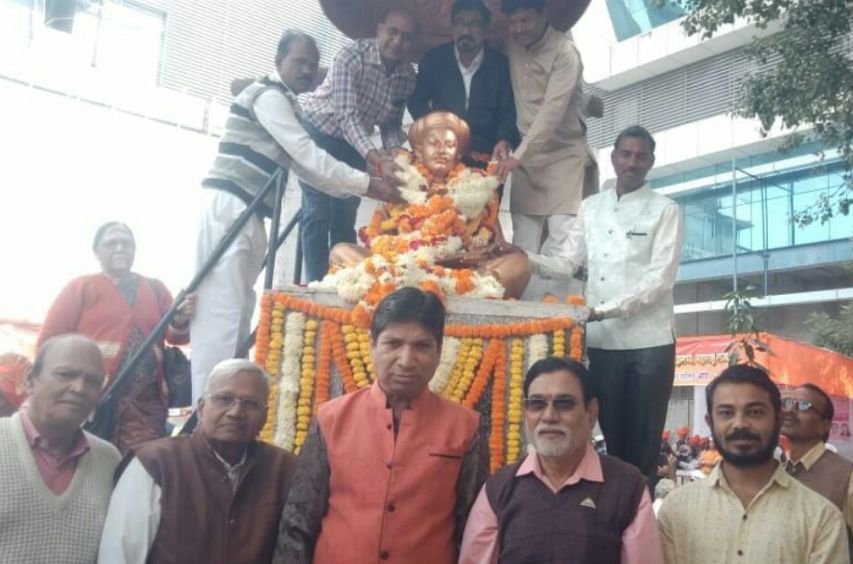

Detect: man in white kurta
[189, 32, 397, 405]
[507, 126, 682, 483]
[495, 0, 597, 301]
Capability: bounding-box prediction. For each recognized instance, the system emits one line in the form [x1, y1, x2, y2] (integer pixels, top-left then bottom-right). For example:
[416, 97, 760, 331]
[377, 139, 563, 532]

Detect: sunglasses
[782, 397, 829, 419]
[522, 395, 578, 413]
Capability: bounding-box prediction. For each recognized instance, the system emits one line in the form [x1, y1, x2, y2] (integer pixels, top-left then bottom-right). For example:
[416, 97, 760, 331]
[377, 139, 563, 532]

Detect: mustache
[725, 429, 761, 442]
[536, 423, 570, 435]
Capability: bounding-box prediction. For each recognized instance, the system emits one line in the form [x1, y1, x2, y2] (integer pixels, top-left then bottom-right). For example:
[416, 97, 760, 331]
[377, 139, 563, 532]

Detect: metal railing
[85, 170, 302, 438]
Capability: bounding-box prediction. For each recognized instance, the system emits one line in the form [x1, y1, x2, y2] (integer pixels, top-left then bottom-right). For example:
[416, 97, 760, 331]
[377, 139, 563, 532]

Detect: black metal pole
[85, 170, 282, 437]
[263, 172, 286, 290]
[293, 221, 304, 285]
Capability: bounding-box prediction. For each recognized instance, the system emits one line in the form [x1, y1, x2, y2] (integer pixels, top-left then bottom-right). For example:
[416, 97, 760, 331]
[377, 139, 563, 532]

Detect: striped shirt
[299, 39, 416, 157]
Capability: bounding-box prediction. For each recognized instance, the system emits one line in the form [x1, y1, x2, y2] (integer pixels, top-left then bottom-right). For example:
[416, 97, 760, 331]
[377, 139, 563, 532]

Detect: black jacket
[408, 42, 520, 155]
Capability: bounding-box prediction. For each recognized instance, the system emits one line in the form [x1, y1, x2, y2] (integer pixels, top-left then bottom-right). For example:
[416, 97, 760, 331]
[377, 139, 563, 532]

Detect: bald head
[28, 334, 106, 433]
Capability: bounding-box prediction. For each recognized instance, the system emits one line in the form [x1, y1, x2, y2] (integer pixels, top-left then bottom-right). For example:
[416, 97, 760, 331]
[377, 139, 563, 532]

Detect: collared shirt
[506, 26, 586, 164]
[658, 462, 850, 564]
[97, 441, 252, 564]
[459, 444, 663, 564]
[299, 39, 416, 157]
[528, 185, 683, 349]
[789, 441, 853, 530]
[455, 46, 484, 112]
[254, 72, 369, 197]
[19, 407, 89, 495]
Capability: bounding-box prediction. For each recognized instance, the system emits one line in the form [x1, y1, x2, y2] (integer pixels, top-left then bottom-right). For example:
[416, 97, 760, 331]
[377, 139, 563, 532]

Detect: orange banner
[675, 333, 853, 398]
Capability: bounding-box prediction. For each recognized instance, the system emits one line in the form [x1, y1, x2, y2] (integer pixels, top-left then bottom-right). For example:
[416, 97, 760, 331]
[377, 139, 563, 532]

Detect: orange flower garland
[570, 325, 584, 361]
[356, 328, 375, 382]
[314, 321, 334, 412]
[462, 339, 503, 409]
[489, 340, 507, 472]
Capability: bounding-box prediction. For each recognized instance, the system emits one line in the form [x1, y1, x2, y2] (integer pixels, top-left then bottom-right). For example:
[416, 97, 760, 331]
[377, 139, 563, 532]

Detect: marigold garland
[343, 324, 371, 389]
[489, 340, 507, 472]
[450, 338, 484, 402]
[331, 323, 358, 394]
[443, 337, 473, 399]
[314, 321, 333, 411]
[552, 328, 566, 357]
[356, 328, 375, 382]
[294, 319, 318, 452]
[462, 339, 503, 409]
[506, 338, 524, 463]
[570, 325, 584, 361]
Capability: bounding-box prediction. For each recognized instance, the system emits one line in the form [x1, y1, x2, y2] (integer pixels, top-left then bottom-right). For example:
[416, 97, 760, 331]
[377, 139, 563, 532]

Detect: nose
[542, 401, 560, 422]
[397, 345, 416, 368]
[225, 401, 247, 418]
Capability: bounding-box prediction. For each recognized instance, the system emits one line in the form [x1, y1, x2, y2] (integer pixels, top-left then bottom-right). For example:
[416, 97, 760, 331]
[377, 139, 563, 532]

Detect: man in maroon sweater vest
[98, 359, 295, 564]
[459, 357, 663, 563]
[782, 383, 853, 552]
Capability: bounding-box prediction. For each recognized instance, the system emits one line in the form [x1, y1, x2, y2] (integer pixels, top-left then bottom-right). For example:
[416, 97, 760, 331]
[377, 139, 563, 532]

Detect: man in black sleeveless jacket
[459, 357, 663, 564]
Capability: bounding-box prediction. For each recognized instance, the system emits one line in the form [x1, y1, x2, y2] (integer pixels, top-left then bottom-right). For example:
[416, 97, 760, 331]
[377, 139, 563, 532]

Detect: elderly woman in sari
[38, 222, 196, 454]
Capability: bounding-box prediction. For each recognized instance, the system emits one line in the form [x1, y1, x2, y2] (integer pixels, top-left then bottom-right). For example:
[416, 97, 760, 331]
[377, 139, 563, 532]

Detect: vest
[794, 448, 853, 513]
[314, 382, 480, 564]
[485, 453, 645, 564]
[0, 414, 120, 564]
[132, 431, 295, 564]
[203, 76, 294, 217]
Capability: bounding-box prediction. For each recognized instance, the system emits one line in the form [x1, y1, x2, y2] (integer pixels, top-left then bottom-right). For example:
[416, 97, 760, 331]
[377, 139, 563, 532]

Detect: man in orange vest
[274, 287, 488, 564]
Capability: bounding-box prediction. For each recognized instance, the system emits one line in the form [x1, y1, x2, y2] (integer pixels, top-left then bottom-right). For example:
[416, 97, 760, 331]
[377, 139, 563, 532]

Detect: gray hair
[654, 478, 676, 500]
[203, 359, 270, 395]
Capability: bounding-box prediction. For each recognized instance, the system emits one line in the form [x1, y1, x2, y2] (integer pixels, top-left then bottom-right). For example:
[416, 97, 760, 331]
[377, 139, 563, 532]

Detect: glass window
[672, 159, 849, 263]
[605, 0, 686, 41]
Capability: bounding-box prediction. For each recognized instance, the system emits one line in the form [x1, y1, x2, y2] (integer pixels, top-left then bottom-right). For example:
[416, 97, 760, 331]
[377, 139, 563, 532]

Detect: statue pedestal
[254, 286, 588, 471]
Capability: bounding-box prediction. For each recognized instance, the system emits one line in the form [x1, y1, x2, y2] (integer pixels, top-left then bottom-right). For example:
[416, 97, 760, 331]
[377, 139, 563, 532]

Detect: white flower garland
[275, 311, 305, 450]
[430, 336, 461, 393]
[526, 333, 548, 371]
[447, 168, 498, 220]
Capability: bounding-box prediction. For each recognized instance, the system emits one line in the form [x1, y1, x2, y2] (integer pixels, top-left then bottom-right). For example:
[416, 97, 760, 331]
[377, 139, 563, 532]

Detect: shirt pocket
[426, 444, 465, 484]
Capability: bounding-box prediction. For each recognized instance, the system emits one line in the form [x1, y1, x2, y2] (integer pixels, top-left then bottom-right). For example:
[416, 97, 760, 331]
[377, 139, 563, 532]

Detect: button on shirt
[454, 46, 484, 112]
[299, 39, 416, 157]
[528, 185, 683, 350]
[19, 407, 89, 495]
[658, 462, 850, 564]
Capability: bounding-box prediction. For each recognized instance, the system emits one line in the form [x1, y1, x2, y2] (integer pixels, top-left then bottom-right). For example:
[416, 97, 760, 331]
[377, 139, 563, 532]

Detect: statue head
[408, 112, 470, 179]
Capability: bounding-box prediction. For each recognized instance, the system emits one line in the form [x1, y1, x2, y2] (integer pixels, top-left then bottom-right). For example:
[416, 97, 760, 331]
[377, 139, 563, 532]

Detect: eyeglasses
[782, 397, 829, 419]
[206, 393, 266, 412]
[522, 395, 578, 413]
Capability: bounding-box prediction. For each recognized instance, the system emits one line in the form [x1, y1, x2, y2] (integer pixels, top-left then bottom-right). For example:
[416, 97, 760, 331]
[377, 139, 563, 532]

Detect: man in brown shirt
[99, 359, 295, 564]
[782, 383, 853, 544]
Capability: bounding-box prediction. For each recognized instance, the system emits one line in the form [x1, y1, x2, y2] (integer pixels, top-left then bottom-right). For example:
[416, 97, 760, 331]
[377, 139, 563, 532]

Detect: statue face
[416, 127, 461, 179]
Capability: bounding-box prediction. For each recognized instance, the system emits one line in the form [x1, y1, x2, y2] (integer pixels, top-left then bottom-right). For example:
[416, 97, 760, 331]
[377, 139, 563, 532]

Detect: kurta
[507, 26, 592, 216]
[275, 381, 486, 564]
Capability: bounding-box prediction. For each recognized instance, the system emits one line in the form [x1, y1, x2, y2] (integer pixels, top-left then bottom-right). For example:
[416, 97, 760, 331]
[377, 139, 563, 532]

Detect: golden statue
[327, 111, 530, 301]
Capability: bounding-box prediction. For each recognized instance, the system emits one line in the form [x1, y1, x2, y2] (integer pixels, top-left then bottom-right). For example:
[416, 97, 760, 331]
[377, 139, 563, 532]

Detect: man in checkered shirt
[298, 8, 419, 282]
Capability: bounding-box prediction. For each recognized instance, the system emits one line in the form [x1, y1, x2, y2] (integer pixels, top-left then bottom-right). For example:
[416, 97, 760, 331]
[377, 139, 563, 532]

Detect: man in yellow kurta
[495, 0, 597, 300]
[274, 287, 487, 564]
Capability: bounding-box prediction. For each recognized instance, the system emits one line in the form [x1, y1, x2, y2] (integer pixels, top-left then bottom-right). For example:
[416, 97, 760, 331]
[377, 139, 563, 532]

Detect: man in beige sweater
[0, 334, 121, 564]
